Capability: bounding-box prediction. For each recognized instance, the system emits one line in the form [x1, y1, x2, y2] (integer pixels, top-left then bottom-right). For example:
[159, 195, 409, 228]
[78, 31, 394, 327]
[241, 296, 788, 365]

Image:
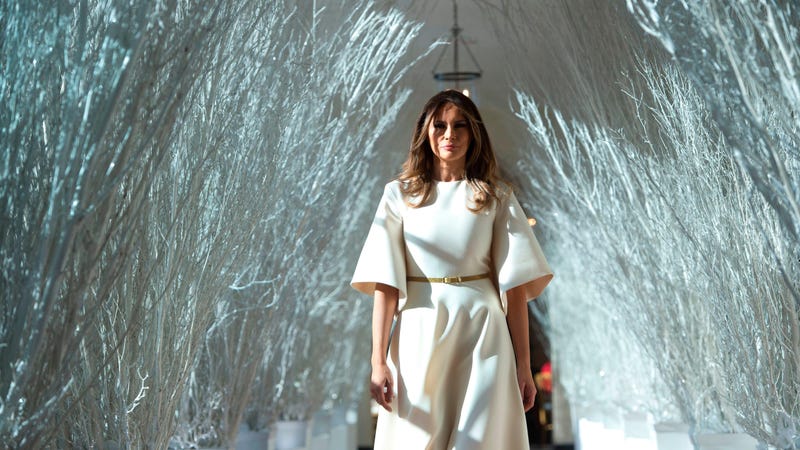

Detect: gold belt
[406, 272, 491, 284]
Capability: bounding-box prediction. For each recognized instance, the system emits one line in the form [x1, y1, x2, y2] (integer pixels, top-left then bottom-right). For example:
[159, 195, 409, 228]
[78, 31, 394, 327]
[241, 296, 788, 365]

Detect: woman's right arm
[370, 282, 398, 412]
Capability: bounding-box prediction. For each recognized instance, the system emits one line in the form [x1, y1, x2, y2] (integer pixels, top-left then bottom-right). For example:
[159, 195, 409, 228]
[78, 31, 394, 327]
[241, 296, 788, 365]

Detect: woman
[351, 90, 553, 449]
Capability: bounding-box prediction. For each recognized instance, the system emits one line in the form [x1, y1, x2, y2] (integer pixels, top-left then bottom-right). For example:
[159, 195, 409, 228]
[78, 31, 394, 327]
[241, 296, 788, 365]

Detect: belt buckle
[443, 276, 459, 284]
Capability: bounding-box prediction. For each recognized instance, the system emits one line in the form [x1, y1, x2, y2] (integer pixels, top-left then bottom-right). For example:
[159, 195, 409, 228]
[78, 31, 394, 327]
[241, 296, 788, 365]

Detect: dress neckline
[433, 178, 464, 184]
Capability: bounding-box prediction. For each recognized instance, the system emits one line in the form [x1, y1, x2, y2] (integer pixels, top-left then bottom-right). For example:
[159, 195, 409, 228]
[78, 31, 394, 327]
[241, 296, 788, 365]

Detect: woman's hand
[506, 284, 536, 411]
[370, 363, 394, 412]
[517, 366, 537, 412]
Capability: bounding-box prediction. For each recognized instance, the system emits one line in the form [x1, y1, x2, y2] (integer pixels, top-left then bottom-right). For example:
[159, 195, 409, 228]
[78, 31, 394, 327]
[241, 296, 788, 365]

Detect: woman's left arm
[506, 285, 536, 412]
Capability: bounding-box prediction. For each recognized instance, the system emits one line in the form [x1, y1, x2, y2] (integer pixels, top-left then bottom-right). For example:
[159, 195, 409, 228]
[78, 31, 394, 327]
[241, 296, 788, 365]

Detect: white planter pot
[696, 433, 758, 450]
[328, 407, 356, 450]
[272, 420, 309, 450]
[577, 417, 603, 450]
[309, 409, 332, 450]
[621, 412, 656, 450]
[578, 417, 624, 450]
[654, 422, 692, 450]
[233, 423, 270, 450]
[309, 433, 329, 450]
[623, 412, 653, 440]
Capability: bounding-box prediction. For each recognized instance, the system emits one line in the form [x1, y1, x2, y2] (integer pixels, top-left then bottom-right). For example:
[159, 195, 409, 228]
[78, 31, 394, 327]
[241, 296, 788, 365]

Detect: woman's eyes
[433, 122, 467, 129]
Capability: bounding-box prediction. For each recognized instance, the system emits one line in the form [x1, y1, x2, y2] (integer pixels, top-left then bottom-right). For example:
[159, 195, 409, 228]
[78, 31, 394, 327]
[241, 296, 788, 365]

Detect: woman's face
[427, 103, 471, 167]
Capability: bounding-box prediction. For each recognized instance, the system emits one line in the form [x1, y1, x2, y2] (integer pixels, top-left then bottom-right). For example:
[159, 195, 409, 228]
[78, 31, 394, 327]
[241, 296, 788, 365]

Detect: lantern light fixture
[432, 0, 482, 97]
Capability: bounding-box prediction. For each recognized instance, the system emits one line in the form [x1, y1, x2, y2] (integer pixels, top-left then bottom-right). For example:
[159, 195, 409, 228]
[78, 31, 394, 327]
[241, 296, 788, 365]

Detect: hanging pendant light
[432, 0, 482, 98]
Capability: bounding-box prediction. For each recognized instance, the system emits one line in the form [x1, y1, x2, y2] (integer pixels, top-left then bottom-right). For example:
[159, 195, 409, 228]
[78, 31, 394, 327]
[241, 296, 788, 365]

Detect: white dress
[351, 180, 553, 450]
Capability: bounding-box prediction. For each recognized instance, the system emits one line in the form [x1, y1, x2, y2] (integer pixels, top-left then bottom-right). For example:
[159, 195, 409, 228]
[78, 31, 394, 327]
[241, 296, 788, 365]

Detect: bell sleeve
[351, 182, 407, 303]
[492, 190, 553, 311]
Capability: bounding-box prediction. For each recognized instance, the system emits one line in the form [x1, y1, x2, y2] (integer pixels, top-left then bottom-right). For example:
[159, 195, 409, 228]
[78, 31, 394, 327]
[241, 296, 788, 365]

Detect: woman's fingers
[517, 369, 537, 412]
[370, 382, 386, 410]
[370, 367, 394, 412]
[383, 377, 394, 404]
[382, 383, 394, 412]
[520, 380, 536, 411]
[371, 381, 393, 412]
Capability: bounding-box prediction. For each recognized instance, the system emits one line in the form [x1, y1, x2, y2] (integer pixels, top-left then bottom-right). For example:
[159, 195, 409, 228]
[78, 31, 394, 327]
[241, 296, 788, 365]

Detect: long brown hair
[397, 90, 506, 212]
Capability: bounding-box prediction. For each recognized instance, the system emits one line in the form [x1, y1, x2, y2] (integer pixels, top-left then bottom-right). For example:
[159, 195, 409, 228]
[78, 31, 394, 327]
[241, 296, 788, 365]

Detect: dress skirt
[376, 278, 529, 450]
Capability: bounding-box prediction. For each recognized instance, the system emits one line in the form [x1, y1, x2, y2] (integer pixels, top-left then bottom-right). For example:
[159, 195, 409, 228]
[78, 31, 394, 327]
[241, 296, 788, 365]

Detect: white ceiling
[391, 0, 513, 110]
[371, 0, 664, 179]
